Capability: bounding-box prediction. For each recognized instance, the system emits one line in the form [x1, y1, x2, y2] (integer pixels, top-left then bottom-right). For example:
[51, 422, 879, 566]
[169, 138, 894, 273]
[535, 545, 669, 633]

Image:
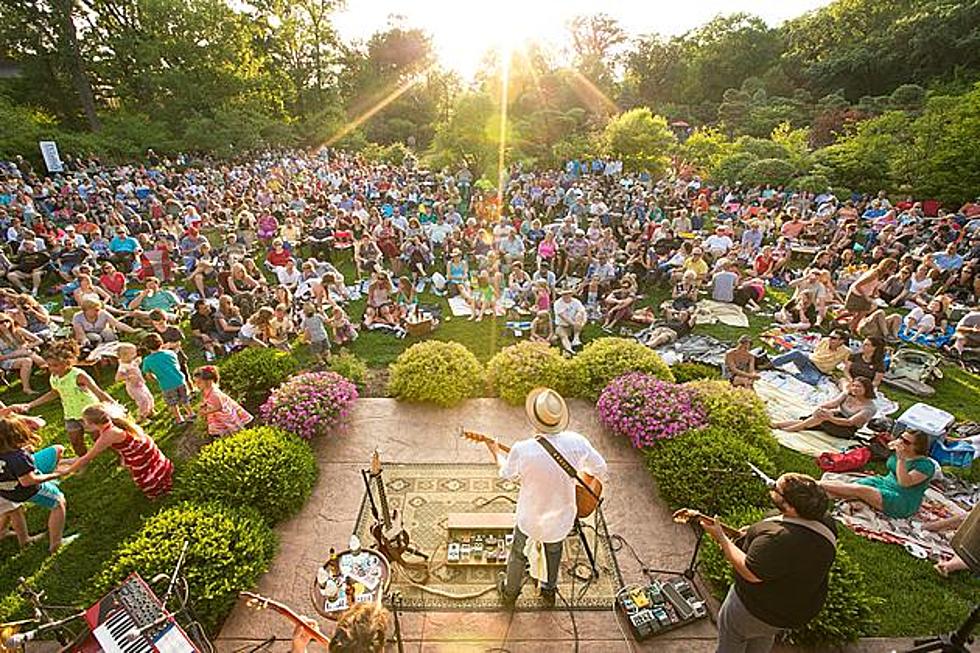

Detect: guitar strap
[764, 515, 837, 547]
[535, 436, 601, 502]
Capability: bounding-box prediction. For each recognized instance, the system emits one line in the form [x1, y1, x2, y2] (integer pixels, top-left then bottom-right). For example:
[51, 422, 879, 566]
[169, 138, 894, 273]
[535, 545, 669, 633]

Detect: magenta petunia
[596, 372, 706, 448]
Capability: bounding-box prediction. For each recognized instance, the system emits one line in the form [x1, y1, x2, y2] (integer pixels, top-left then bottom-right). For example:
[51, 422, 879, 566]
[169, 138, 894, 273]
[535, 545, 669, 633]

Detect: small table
[310, 548, 391, 620]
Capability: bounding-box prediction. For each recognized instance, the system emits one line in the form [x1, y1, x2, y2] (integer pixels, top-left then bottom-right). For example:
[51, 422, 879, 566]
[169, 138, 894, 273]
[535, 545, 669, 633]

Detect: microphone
[747, 462, 777, 488]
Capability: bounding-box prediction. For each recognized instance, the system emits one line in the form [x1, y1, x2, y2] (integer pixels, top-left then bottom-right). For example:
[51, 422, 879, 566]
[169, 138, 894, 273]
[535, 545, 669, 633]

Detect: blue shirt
[109, 235, 139, 253]
[933, 252, 963, 272]
[142, 349, 186, 391]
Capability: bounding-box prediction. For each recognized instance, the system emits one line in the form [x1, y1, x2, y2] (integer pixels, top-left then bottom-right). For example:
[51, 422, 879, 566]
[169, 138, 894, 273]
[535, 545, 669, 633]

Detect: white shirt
[554, 297, 585, 326]
[498, 431, 608, 542]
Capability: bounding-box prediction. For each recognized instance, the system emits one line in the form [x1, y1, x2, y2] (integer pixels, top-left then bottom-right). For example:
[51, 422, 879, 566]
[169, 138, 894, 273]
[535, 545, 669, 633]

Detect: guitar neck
[240, 592, 331, 647]
[461, 430, 511, 453]
[374, 472, 393, 528]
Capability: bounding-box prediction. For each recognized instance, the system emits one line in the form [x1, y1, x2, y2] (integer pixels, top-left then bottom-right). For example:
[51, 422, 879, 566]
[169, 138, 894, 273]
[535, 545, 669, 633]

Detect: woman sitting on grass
[819, 430, 938, 519]
[60, 403, 174, 500]
[773, 377, 877, 439]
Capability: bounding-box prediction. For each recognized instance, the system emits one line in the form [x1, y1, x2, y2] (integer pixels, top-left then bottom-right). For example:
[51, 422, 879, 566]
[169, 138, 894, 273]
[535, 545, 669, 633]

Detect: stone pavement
[215, 398, 717, 652]
[213, 399, 917, 653]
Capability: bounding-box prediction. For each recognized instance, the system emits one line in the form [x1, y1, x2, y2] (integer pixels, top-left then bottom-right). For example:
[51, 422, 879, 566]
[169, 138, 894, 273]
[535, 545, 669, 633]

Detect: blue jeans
[771, 350, 824, 385]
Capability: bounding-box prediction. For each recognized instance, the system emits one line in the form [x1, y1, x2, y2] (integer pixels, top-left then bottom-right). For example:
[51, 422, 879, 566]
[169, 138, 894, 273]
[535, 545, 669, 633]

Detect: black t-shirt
[848, 352, 883, 381]
[0, 449, 39, 502]
[14, 251, 50, 272]
[190, 312, 216, 335]
[736, 517, 837, 628]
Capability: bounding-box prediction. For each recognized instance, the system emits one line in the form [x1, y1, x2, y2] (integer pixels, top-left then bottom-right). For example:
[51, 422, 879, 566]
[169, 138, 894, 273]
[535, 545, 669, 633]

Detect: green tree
[602, 107, 677, 176]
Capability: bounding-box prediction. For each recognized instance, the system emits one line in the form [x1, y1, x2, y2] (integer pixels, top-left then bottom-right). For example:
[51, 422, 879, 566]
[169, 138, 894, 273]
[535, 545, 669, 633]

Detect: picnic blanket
[757, 376, 864, 456]
[759, 371, 899, 417]
[693, 300, 749, 328]
[447, 295, 506, 318]
[82, 340, 128, 363]
[822, 472, 966, 562]
[898, 324, 955, 349]
[650, 334, 729, 367]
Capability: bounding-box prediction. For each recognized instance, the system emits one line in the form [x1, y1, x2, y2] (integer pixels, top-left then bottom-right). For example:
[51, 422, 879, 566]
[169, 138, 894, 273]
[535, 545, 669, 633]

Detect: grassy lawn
[0, 247, 977, 640]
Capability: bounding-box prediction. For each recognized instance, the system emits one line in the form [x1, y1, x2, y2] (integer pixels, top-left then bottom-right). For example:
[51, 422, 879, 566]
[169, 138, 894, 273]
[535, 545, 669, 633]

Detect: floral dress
[202, 385, 253, 437]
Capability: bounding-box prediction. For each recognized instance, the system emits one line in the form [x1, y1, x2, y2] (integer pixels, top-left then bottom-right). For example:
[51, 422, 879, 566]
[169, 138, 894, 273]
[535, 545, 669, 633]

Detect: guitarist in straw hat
[487, 387, 607, 608]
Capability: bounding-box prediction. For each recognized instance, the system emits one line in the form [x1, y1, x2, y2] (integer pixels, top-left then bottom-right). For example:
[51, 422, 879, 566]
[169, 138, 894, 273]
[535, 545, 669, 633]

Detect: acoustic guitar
[459, 429, 603, 518]
[240, 591, 331, 649]
[671, 508, 743, 539]
[368, 450, 428, 573]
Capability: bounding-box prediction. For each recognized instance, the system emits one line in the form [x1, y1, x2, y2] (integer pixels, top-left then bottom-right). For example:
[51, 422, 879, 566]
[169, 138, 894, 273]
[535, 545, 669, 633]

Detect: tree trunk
[55, 0, 100, 131]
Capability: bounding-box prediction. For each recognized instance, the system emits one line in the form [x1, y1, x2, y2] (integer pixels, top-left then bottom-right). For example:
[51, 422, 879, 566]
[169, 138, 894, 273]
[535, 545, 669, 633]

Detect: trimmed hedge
[567, 337, 673, 400]
[486, 341, 567, 405]
[177, 426, 318, 524]
[387, 341, 484, 406]
[219, 347, 300, 408]
[698, 507, 880, 646]
[670, 361, 722, 383]
[685, 380, 778, 457]
[326, 351, 368, 386]
[645, 426, 776, 514]
[96, 502, 277, 634]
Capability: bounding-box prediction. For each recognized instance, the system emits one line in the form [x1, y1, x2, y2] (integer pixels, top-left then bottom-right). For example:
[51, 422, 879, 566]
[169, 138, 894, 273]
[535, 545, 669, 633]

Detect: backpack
[816, 446, 872, 473]
[883, 348, 942, 397]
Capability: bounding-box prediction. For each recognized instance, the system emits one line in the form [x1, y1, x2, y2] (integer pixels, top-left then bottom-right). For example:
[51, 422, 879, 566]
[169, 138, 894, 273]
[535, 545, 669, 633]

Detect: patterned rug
[352, 463, 622, 611]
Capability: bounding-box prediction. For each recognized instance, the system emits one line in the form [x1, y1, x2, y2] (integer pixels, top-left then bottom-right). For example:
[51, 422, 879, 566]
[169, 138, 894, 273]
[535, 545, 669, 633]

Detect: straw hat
[525, 387, 569, 434]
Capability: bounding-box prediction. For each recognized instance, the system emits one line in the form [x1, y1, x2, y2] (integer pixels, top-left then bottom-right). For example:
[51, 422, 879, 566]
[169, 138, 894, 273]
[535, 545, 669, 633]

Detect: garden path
[215, 398, 715, 651]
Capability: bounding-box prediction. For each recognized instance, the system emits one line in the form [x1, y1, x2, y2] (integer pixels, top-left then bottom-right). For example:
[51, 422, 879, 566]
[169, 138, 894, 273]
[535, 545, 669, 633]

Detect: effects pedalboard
[615, 576, 707, 641]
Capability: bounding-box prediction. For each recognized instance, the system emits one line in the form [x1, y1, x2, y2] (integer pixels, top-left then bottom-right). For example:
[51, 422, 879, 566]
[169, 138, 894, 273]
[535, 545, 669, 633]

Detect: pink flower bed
[596, 372, 706, 448]
[259, 371, 358, 440]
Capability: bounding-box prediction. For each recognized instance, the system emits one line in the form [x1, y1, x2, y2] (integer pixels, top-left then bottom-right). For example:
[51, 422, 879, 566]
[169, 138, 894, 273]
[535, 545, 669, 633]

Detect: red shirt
[100, 271, 126, 295]
[266, 247, 291, 267]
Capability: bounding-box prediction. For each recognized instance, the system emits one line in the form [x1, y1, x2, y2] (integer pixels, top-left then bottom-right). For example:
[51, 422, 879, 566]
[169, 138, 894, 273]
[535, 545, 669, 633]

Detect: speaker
[951, 503, 980, 574]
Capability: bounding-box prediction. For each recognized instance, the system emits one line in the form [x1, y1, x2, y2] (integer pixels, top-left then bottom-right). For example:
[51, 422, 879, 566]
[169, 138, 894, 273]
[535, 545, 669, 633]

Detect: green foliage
[740, 158, 797, 186]
[699, 508, 880, 646]
[685, 380, 778, 457]
[177, 426, 318, 525]
[646, 426, 776, 514]
[326, 351, 369, 386]
[678, 127, 735, 173]
[567, 337, 673, 401]
[219, 347, 300, 409]
[669, 362, 721, 383]
[387, 340, 484, 406]
[96, 502, 277, 634]
[602, 108, 677, 177]
[486, 341, 567, 405]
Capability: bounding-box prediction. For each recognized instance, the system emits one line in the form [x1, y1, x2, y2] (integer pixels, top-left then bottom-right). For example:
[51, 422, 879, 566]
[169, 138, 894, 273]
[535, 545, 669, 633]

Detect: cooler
[896, 403, 954, 442]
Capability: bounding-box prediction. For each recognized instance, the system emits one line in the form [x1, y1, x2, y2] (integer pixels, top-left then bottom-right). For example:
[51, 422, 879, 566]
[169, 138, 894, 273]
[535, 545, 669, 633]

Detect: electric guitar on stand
[363, 450, 429, 577]
[458, 429, 603, 518]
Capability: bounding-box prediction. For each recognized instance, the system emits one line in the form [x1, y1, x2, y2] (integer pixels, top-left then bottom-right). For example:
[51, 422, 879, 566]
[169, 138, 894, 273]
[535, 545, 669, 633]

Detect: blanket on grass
[821, 472, 965, 562]
[693, 300, 749, 328]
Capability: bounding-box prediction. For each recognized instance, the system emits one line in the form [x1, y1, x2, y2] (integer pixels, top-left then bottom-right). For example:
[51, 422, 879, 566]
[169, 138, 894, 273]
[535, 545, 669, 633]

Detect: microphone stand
[903, 603, 979, 653]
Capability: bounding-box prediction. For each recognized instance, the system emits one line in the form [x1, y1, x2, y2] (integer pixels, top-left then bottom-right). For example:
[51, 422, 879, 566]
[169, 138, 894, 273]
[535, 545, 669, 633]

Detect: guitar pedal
[447, 542, 460, 562]
[460, 543, 471, 561]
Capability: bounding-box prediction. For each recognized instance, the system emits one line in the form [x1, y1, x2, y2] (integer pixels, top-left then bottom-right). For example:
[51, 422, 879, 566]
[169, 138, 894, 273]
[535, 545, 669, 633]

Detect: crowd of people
[0, 147, 976, 645]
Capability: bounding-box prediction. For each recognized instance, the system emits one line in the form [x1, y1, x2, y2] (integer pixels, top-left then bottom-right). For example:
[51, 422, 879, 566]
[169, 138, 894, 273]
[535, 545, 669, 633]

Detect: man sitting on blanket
[770, 329, 851, 386]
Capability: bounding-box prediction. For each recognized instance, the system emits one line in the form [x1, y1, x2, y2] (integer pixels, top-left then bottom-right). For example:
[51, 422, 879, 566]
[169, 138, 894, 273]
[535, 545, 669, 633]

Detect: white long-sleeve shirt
[498, 431, 608, 543]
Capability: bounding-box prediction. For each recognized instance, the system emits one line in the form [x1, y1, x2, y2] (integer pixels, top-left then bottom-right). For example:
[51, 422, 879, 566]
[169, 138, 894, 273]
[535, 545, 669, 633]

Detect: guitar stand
[573, 518, 600, 580]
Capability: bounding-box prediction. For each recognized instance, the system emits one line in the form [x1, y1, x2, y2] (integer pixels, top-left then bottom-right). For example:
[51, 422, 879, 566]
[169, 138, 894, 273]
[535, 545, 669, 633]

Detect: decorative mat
[352, 463, 622, 611]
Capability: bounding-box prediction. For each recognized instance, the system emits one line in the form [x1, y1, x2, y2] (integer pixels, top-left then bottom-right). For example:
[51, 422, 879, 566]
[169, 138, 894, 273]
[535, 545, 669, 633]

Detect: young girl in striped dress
[61, 403, 173, 500]
[193, 366, 253, 438]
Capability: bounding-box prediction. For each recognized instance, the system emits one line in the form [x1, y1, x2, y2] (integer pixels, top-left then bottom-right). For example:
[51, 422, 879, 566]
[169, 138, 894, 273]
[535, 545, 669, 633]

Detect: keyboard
[84, 574, 197, 653]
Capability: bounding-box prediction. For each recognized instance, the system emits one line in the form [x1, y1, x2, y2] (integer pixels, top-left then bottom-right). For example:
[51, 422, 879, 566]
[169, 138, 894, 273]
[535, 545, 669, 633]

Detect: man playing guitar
[485, 387, 607, 608]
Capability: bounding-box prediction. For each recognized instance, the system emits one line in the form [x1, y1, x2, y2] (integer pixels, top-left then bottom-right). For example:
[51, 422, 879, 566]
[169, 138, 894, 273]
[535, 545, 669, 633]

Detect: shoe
[540, 588, 556, 608]
[497, 572, 516, 609]
[204, 351, 215, 362]
[571, 337, 582, 347]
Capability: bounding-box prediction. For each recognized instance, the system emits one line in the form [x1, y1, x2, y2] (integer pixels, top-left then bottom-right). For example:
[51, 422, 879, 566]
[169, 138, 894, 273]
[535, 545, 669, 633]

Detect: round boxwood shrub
[567, 337, 673, 401]
[326, 351, 368, 386]
[685, 380, 778, 457]
[597, 373, 707, 448]
[260, 371, 358, 440]
[220, 347, 300, 408]
[670, 361, 721, 383]
[645, 426, 776, 514]
[96, 502, 277, 634]
[387, 341, 483, 406]
[698, 507, 879, 646]
[177, 426, 318, 524]
[486, 341, 567, 405]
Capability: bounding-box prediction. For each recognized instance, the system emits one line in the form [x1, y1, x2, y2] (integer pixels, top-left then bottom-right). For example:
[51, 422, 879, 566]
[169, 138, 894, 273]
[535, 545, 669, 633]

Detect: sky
[331, 0, 834, 80]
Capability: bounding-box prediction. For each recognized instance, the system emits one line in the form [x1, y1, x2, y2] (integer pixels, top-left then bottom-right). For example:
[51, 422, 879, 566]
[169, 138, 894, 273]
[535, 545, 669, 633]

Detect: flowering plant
[260, 371, 358, 440]
[596, 372, 706, 448]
